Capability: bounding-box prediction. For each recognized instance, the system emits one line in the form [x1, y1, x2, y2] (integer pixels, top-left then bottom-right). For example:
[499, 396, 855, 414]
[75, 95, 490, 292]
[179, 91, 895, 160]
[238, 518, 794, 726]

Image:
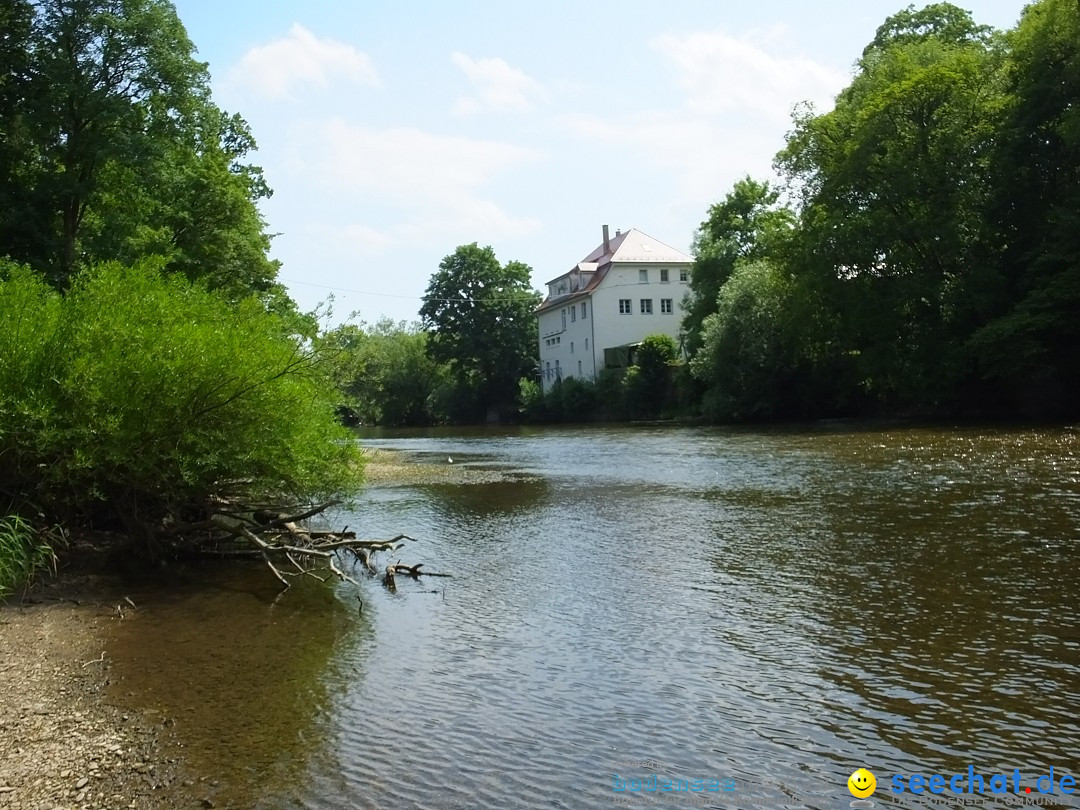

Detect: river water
[104, 425, 1080, 809]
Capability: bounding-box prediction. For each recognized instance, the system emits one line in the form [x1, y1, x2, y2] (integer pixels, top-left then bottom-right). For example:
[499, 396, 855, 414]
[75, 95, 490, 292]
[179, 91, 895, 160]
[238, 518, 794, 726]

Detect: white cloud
[652, 28, 848, 122]
[451, 52, 548, 115]
[560, 29, 850, 207]
[288, 120, 542, 240]
[225, 24, 379, 101]
[303, 223, 393, 255]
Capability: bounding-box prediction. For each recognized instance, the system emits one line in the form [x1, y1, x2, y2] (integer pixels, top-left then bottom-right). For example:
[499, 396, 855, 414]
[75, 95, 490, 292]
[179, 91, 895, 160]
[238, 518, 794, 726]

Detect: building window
[581, 302, 587, 318]
[640, 298, 653, 314]
[660, 268, 669, 282]
[571, 342, 575, 354]
[561, 309, 566, 330]
[585, 338, 589, 351]
[578, 360, 582, 375]
[661, 298, 673, 314]
[619, 299, 631, 314]
[679, 269, 689, 282]
[555, 359, 561, 379]
[639, 268, 648, 283]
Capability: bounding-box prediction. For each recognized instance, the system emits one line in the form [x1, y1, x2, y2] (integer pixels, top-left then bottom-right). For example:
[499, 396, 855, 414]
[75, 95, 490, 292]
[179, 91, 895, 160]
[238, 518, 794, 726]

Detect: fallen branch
[392, 563, 452, 580]
[158, 502, 443, 596]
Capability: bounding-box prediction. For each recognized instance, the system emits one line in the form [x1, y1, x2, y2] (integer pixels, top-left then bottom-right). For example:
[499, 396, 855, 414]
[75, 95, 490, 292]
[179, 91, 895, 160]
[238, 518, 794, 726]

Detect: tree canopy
[681, 177, 795, 355]
[0, 0, 280, 300]
[682, 0, 1080, 419]
[420, 244, 540, 420]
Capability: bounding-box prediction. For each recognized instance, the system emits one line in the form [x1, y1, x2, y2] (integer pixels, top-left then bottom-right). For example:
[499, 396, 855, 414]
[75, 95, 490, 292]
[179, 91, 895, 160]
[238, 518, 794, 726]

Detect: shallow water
[105, 425, 1080, 808]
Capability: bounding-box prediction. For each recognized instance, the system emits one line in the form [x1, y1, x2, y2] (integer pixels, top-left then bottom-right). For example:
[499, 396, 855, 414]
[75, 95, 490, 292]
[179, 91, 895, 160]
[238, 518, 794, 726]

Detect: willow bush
[0, 260, 363, 561]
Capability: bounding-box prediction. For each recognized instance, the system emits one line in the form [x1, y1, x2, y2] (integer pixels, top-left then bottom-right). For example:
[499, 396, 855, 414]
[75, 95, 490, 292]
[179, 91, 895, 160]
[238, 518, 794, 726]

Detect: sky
[169, 0, 1030, 325]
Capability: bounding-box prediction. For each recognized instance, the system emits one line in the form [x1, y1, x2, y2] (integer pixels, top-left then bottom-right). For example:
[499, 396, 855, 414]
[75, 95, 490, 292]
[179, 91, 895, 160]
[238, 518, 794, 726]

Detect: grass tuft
[0, 515, 57, 599]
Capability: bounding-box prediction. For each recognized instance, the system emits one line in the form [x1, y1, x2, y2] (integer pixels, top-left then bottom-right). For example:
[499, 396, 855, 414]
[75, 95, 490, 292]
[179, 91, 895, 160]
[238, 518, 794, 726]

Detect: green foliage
[0, 260, 362, 547]
[682, 177, 795, 355]
[968, 0, 1080, 412]
[0, 516, 56, 599]
[321, 319, 449, 426]
[420, 244, 541, 420]
[0, 0, 282, 302]
[862, 3, 994, 60]
[777, 16, 1005, 409]
[520, 353, 681, 424]
[517, 378, 545, 421]
[630, 334, 680, 419]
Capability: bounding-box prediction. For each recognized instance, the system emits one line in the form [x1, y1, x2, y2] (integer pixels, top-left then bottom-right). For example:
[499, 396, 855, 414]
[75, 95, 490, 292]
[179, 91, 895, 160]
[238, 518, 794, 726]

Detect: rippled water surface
[106, 425, 1080, 808]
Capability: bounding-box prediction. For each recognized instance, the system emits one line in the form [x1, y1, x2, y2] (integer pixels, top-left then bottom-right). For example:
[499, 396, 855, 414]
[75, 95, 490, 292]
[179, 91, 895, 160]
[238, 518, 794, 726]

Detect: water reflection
[101, 426, 1080, 809]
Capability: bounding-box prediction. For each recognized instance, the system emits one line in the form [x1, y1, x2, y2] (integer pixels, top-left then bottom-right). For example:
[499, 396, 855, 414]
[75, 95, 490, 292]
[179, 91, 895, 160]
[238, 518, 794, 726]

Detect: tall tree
[27, 0, 209, 285]
[777, 13, 1004, 408]
[0, 0, 49, 267]
[420, 244, 540, 420]
[0, 0, 282, 301]
[321, 319, 448, 426]
[681, 177, 794, 356]
[968, 0, 1080, 412]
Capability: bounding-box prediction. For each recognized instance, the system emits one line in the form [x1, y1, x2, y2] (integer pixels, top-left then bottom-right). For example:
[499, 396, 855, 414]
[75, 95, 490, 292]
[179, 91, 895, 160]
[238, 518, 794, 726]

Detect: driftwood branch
[160, 501, 446, 595]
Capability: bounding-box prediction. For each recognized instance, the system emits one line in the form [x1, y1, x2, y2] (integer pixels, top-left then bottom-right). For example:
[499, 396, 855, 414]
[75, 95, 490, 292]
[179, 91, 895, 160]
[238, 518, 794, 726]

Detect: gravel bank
[0, 601, 192, 810]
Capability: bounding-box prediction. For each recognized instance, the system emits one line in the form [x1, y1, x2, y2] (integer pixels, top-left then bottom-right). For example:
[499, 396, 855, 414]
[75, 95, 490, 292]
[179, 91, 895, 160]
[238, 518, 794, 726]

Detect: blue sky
[170, 0, 1029, 324]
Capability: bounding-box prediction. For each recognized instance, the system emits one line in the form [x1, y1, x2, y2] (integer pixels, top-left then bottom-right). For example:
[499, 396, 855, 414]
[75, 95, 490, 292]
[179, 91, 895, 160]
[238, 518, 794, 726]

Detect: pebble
[76, 777, 89, 789]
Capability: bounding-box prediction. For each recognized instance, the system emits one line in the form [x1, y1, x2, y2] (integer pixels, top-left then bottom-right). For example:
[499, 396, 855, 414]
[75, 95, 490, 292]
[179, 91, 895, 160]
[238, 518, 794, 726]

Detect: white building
[537, 226, 693, 392]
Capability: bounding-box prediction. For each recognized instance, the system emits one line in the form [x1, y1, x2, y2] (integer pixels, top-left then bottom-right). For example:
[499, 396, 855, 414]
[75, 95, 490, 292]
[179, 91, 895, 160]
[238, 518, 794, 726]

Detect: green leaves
[0, 0, 280, 302]
[0, 260, 362, 541]
[682, 177, 795, 355]
[320, 319, 449, 427]
[420, 243, 540, 420]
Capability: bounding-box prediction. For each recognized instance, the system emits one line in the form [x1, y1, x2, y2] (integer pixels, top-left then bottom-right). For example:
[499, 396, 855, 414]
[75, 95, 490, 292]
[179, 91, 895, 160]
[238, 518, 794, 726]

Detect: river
[104, 424, 1080, 809]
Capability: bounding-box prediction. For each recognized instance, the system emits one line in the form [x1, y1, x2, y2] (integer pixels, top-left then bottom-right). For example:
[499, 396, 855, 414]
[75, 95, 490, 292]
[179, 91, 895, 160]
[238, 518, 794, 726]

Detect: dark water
[105, 425, 1080, 809]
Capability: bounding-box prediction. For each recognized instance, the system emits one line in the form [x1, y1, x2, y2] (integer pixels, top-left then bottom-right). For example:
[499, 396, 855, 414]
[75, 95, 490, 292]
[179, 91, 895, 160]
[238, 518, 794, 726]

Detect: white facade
[537, 227, 693, 392]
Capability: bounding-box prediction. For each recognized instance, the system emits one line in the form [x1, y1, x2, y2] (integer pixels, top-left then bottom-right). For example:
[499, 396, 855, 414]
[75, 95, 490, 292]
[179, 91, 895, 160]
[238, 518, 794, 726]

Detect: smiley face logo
[848, 768, 876, 798]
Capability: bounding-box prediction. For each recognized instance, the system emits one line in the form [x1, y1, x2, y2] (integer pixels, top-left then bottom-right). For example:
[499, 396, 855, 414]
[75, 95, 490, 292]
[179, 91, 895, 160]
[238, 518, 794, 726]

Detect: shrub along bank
[0, 260, 364, 595]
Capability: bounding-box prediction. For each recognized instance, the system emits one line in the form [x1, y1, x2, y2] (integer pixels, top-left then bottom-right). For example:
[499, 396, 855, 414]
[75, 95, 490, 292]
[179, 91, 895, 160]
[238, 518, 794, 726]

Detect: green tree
[322, 319, 448, 426]
[0, 0, 281, 302]
[420, 244, 540, 421]
[690, 260, 832, 420]
[24, 0, 210, 284]
[777, 16, 1004, 408]
[0, 0, 48, 268]
[628, 334, 679, 419]
[862, 2, 994, 59]
[967, 0, 1080, 412]
[682, 177, 795, 356]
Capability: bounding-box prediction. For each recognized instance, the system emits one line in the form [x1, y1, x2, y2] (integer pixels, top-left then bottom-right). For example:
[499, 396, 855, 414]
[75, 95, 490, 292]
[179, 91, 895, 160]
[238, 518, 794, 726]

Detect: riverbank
[0, 599, 197, 810]
[0, 449, 456, 810]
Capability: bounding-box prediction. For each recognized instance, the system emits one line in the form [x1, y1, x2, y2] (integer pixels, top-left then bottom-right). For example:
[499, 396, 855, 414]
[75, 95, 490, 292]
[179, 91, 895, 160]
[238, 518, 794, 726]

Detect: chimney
[602, 224, 610, 255]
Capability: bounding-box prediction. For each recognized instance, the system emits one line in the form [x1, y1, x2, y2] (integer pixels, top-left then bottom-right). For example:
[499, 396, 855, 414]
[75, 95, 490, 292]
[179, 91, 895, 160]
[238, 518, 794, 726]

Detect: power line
[280, 276, 692, 305]
[279, 276, 538, 304]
